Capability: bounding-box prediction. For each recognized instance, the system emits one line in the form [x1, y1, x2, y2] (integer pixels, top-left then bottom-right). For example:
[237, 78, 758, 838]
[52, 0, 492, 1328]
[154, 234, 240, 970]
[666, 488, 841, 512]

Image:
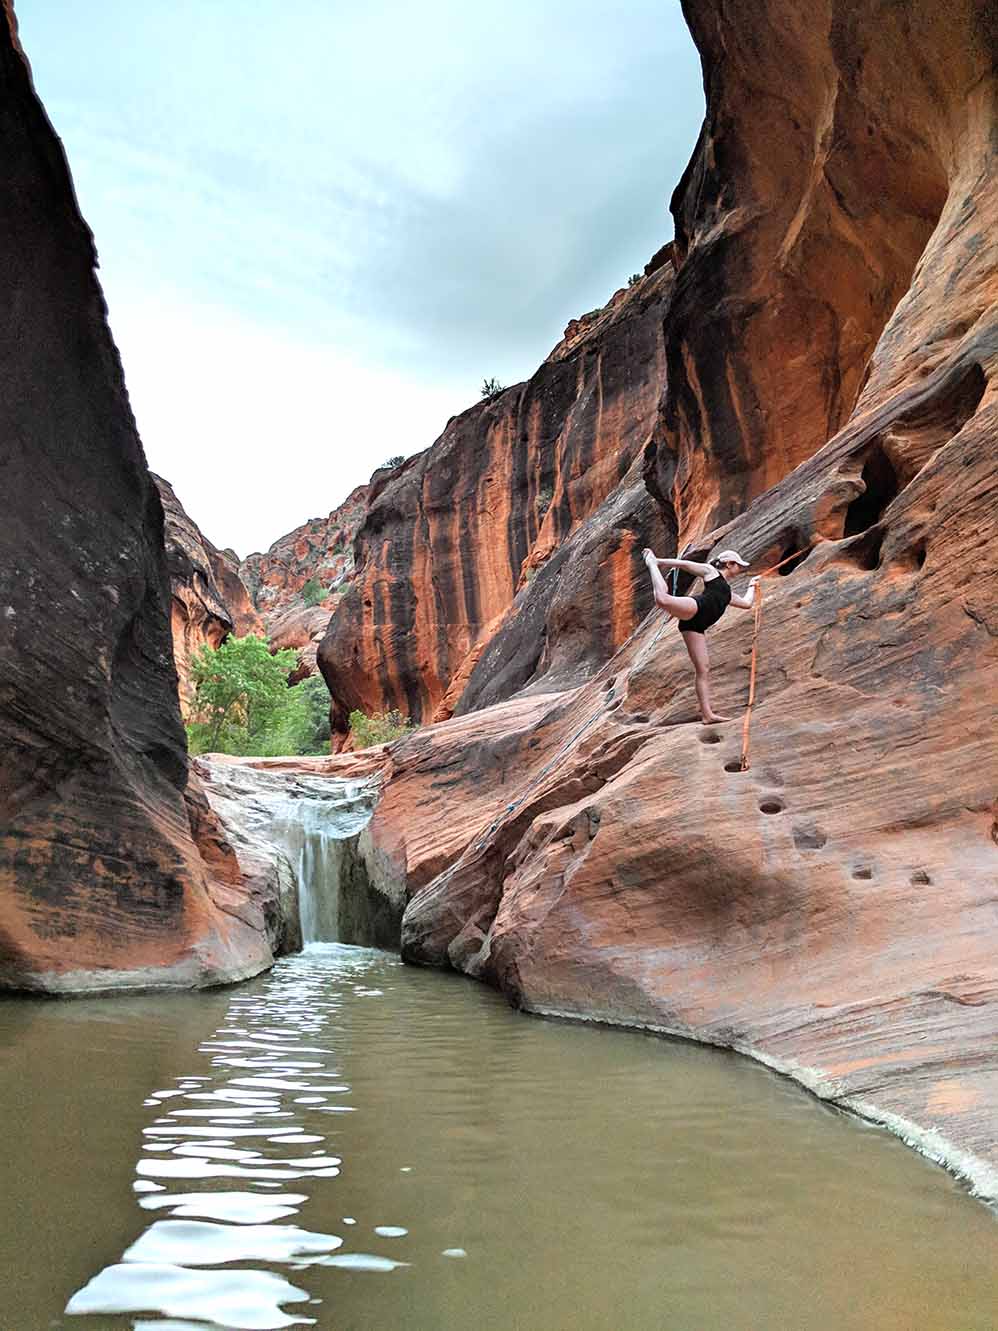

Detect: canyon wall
[0, 8, 294, 992]
[156, 475, 264, 714]
[334, 0, 998, 1198]
[318, 259, 676, 738]
[241, 484, 368, 681]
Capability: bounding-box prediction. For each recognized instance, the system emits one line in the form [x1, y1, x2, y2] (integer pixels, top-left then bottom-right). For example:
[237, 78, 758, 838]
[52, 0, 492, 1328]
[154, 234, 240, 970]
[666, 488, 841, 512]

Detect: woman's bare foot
[702, 713, 732, 724]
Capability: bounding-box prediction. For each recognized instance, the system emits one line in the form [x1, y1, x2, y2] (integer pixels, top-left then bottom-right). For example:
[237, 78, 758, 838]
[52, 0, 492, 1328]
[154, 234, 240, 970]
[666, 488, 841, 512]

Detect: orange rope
[737, 547, 809, 771]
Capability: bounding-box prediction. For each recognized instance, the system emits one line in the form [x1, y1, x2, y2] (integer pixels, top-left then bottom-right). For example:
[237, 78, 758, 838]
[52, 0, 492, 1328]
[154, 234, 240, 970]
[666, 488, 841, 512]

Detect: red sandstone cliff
[334, 0, 998, 1199]
[0, 9, 296, 991]
[318, 256, 676, 738]
[155, 475, 265, 714]
[240, 484, 368, 681]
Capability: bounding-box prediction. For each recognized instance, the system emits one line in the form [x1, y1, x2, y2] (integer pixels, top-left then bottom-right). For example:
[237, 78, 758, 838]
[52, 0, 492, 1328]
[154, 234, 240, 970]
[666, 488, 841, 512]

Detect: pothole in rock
[759, 799, 785, 815]
[793, 823, 827, 850]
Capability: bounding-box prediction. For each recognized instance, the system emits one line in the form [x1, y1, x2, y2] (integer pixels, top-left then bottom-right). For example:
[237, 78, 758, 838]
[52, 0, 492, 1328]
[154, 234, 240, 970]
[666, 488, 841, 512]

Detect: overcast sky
[18, 1, 703, 557]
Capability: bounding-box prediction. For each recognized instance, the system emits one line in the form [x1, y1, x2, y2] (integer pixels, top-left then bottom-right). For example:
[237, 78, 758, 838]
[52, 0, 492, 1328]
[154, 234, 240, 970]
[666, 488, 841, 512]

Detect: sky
[17, 1, 704, 557]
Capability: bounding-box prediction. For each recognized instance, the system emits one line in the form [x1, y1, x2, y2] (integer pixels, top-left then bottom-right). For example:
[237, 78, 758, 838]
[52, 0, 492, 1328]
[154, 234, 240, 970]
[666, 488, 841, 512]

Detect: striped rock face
[344, 0, 998, 1201]
[318, 261, 677, 739]
[0, 8, 293, 992]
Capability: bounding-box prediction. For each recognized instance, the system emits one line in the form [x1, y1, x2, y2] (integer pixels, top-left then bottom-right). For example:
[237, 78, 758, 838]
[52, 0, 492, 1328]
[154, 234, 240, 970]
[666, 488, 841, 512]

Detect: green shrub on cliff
[348, 707, 413, 749]
[186, 637, 330, 756]
[301, 577, 328, 607]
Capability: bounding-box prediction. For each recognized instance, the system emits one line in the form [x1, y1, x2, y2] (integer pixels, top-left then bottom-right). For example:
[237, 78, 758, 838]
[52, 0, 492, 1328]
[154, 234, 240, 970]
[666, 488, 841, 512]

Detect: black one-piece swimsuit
[678, 574, 731, 635]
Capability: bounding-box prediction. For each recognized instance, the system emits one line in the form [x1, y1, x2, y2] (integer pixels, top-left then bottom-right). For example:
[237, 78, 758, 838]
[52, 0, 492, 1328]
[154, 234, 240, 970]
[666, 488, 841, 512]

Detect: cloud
[17, 0, 704, 550]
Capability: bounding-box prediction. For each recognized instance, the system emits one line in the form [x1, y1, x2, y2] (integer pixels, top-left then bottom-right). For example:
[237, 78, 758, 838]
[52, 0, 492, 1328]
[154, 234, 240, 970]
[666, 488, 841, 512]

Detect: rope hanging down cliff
[737, 546, 810, 771]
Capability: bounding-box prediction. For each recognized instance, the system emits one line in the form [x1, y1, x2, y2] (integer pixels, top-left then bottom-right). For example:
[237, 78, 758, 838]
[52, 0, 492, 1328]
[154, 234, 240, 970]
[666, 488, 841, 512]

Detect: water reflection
[66, 944, 402, 1330]
[21, 939, 996, 1331]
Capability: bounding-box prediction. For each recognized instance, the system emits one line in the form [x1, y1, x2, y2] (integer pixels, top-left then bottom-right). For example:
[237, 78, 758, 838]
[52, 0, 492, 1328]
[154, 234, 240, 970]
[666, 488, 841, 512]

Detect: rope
[737, 546, 810, 771]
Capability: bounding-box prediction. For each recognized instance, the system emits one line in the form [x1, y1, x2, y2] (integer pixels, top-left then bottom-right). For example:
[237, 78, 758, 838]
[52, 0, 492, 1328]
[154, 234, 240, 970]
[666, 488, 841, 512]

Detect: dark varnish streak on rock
[0, 8, 283, 991]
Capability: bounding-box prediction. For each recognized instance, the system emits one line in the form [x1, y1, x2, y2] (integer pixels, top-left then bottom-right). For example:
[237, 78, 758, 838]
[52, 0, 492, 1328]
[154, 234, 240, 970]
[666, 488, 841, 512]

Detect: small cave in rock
[724, 759, 745, 772]
[845, 525, 886, 571]
[844, 443, 900, 537]
[777, 543, 810, 576]
[759, 799, 784, 814]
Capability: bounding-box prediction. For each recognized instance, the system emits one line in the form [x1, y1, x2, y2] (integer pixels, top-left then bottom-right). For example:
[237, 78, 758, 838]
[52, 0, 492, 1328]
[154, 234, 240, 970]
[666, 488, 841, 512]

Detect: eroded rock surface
[351, 0, 998, 1200]
[318, 262, 676, 737]
[0, 11, 288, 992]
[156, 475, 264, 713]
[241, 485, 367, 655]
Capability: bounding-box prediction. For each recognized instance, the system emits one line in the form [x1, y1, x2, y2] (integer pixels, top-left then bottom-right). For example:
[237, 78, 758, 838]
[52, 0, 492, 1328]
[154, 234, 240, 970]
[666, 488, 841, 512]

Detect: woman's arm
[730, 577, 760, 609]
[655, 557, 717, 580]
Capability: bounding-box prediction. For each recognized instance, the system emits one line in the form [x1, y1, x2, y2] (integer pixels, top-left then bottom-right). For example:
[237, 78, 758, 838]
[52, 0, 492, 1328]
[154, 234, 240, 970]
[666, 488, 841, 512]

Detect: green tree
[381, 454, 405, 469]
[481, 376, 505, 401]
[187, 635, 299, 754]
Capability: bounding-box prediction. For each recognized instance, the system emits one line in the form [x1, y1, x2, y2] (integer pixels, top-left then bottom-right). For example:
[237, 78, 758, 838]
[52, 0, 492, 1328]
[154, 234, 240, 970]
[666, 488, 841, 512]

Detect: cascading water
[263, 776, 377, 942]
[198, 759, 384, 945]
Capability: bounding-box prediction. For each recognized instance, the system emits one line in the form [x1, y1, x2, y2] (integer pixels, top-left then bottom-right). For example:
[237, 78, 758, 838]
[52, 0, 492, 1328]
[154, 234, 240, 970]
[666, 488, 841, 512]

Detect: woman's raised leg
[642, 550, 698, 620]
[681, 630, 731, 724]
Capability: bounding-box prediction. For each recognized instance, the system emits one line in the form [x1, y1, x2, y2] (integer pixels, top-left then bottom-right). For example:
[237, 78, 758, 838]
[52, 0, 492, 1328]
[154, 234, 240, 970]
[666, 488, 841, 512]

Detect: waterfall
[199, 760, 382, 945]
[265, 778, 375, 943]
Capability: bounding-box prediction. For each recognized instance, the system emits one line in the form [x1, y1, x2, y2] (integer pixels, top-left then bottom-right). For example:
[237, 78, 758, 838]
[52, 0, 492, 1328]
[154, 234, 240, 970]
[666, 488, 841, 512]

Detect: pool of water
[2, 944, 997, 1330]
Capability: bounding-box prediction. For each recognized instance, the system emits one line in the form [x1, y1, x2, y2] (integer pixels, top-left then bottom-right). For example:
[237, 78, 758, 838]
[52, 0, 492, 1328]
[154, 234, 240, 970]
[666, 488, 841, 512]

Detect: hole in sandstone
[724, 760, 744, 773]
[700, 732, 722, 744]
[844, 443, 900, 537]
[777, 541, 810, 575]
[793, 823, 827, 850]
[852, 866, 874, 880]
[759, 799, 784, 814]
[844, 525, 885, 571]
[910, 868, 932, 885]
[896, 537, 928, 572]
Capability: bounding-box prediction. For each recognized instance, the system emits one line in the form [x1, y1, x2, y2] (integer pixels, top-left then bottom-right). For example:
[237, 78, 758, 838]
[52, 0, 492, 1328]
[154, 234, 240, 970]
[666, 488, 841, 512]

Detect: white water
[264, 781, 375, 942]
[197, 760, 379, 943]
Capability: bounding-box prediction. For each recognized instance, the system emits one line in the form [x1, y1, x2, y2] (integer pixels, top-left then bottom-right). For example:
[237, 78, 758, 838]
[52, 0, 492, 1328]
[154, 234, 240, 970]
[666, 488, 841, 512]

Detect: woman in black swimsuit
[641, 547, 758, 725]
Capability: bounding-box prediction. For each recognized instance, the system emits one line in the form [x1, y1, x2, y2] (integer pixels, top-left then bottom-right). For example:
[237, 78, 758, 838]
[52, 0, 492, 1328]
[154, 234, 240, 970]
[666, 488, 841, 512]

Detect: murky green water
[2, 945, 997, 1330]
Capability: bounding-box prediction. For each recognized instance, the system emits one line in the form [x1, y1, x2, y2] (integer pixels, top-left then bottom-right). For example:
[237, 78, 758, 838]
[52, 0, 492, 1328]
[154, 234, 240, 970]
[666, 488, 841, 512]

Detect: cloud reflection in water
[65, 945, 406, 1330]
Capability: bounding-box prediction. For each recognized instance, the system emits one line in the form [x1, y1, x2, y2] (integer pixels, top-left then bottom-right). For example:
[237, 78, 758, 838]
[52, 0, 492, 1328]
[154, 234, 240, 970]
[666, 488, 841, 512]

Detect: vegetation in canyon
[186, 636, 331, 757]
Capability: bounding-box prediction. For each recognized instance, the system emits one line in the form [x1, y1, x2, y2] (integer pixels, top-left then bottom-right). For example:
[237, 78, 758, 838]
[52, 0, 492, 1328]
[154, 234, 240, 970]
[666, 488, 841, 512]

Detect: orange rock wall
[644, 0, 977, 546]
[362, 0, 998, 1198]
[318, 262, 676, 735]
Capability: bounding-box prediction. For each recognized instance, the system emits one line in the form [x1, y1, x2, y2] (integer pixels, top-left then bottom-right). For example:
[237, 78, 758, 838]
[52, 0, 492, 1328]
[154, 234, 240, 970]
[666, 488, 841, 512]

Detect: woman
[642, 547, 759, 725]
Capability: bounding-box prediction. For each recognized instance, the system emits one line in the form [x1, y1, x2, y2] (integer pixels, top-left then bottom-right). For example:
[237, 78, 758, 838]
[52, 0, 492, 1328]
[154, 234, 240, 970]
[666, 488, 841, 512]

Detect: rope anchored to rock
[738, 546, 811, 772]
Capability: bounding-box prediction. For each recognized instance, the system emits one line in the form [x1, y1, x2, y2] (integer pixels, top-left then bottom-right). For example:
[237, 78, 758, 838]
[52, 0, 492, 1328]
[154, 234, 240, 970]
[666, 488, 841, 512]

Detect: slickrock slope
[0, 10, 293, 992]
[318, 260, 675, 737]
[156, 475, 264, 713]
[342, 0, 998, 1198]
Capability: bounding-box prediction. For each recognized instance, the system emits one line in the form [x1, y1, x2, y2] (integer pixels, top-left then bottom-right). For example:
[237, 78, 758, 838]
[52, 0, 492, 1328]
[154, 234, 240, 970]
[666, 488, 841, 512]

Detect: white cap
[714, 549, 750, 567]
